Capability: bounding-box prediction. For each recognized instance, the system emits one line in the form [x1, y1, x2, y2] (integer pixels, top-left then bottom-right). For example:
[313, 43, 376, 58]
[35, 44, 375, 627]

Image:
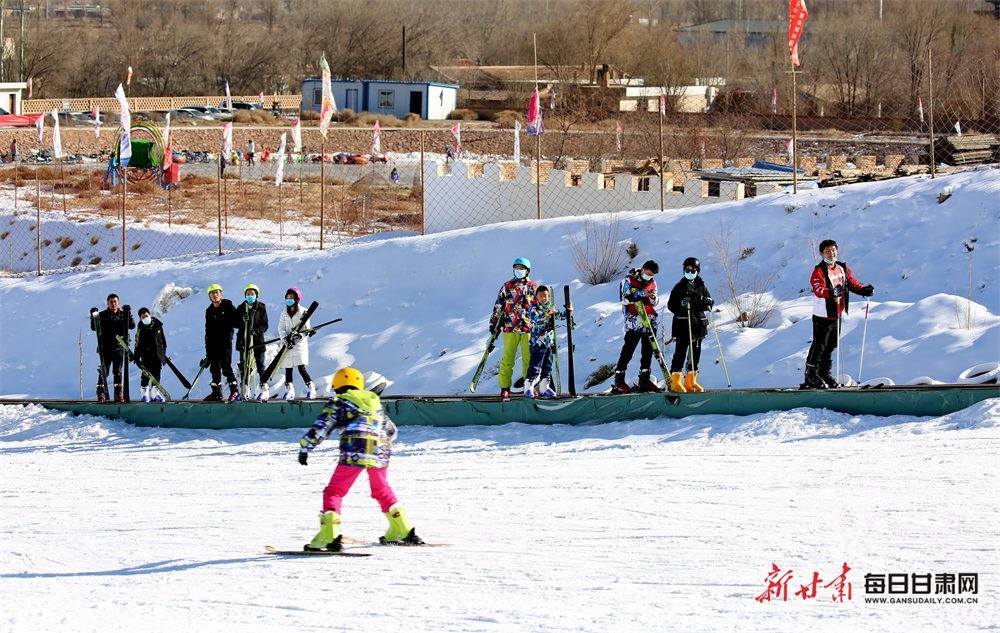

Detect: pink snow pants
[322, 463, 398, 513]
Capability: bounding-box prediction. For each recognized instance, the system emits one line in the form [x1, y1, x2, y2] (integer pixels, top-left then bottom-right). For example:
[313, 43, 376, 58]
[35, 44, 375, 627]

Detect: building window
[601, 175, 616, 190]
[313, 89, 322, 108]
[378, 90, 394, 108]
[708, 181, 721, 197]
[565, 173, 582, 187]
[635, 176, 651, 192]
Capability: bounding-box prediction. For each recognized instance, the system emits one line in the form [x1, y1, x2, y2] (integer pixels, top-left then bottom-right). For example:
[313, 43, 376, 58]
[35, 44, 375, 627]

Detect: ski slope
[1, 401, 997, 633]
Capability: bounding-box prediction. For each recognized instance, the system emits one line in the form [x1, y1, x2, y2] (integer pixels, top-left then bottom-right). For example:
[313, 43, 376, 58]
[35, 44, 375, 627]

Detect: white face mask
[141, 316, 152, 326]
[684, 272, 697, 281]
[640, 273, 653, 281]
[823, 257, 837, 265]
[513, 269, 527, 279]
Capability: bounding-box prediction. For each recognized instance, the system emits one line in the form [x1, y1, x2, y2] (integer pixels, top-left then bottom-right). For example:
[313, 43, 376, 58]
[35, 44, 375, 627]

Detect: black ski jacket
[205, 299, 237, 355]
[135, 317, 167, 365]
[234, 301, 269, 350]
[667, 278, 712, 340]
[92, 307, 135, 356]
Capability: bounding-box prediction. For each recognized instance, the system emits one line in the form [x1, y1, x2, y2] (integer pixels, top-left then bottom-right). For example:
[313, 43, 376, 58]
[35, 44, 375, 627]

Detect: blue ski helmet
[512, 257, 531, 270]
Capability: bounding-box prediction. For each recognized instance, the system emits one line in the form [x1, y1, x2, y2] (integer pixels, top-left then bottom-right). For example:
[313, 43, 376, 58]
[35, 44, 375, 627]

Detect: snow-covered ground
[0, 165, 997, 632]
[1, 402, 997, 633]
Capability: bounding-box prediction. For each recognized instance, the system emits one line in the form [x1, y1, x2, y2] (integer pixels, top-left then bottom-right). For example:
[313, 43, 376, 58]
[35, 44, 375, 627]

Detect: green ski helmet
[206, 283, 223, 294]
[244, 283, 260, 296]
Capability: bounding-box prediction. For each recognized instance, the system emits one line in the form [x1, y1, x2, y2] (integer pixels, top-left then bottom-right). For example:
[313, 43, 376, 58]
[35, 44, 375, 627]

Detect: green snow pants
[498, 332, 531, 389]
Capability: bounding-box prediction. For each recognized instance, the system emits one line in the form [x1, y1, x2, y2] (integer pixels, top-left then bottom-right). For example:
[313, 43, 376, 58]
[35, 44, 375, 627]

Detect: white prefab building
[301, 79, 458, 120]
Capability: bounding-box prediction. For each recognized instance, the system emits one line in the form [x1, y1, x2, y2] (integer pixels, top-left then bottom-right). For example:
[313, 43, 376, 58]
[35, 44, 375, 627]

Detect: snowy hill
[0, 166, 997, 398]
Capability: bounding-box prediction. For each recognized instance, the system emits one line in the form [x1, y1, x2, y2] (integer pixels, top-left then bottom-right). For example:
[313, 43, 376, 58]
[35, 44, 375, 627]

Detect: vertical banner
[318, 54, 337, 138]
[789, 0, 809, 66]
[222, 122, 233, 162]
[918, 98, 925, 124]
[450, 122, 462, 157]
[114, 83, 132, 166]
[51, 109, 63, 159]
[291, 117, 302, 153]
[771, 87, 778, 113]
[35, 111, 44, 143]
[275, 133, 288, 186]
[93, 106, 101, 138]
[659, 94, 666, 117]
[526, 88, 544, 136]
[615, 120, 623, 153]
[513, 120, 522, 164]
[371, 120, 382, 157]
[224, 81, 233, 109]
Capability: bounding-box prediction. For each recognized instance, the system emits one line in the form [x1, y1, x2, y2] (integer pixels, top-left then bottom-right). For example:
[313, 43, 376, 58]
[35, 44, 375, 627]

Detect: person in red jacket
[613, 260, 662, 393]
[803, 239, 874, 389]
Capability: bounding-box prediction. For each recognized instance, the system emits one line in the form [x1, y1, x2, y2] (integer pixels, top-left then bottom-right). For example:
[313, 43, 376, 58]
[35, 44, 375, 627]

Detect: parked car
[173, 108, 214, 122]
[182, 105, 232, 121]
[71, 111, 104, 126]
[219, 100, 262, 111]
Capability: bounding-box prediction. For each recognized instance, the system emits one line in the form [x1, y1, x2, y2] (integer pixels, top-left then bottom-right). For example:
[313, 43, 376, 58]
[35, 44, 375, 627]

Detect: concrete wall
[424, 160, 744, 233]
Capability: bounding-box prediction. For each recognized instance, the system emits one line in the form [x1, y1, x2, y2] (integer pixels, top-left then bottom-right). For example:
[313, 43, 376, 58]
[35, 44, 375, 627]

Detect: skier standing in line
[803, 239, 874, 389]
[204, 283, 240, 402]
[489, 257, 539, 398]
[135, 307, 168, 402]
[234, 283, 269, 401]
[278, 287, 317, 400]
[297, 367, 424, 551]
[666, 257, 714, 393]
[523, 285, 559, 398]
[92, 293, 135, 402]
[613, 260, 663, 393]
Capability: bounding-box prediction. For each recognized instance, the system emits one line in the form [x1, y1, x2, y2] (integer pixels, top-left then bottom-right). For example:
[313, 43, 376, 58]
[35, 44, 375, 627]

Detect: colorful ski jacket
[810, 260, 865, 319]
[299, 389, 398, 469]
[525, 301, 559, 348]
[490, 277, 539, 333]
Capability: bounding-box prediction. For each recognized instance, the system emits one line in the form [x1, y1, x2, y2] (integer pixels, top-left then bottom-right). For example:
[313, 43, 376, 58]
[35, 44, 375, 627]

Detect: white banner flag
[93, 106, 101, 138]
[221, 122, 233, 159]
[371, 120, 382, 157]
[51, 109, 63, 159]
[114, 83, 131, 166]
[224, 81, 232, 110]
[291, 117, 302, 153]
[275, 133, 288, 186]
[35, 111, 44, 143]
[513, 120, 521, 164]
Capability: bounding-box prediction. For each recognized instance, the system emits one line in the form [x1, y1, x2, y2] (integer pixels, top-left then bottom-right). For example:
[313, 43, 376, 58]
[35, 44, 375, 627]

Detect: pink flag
[788, 0, 809, 67]
[615, 120, 622, 153]
[93, 106, 101, 138]
[771, 87, 778, 113]
[371, 120, 382, 157]
[450, 122, 462, 156]
[259, 91, 265, 106]
[526, 88, 543, 136]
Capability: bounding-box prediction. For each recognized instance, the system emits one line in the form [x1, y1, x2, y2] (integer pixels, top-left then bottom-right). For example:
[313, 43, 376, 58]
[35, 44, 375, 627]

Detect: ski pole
[836, 313, 842, 388]
[708, 309, 732, 390]
[857, 298, 871, 383]
[685, 303, 696, 374]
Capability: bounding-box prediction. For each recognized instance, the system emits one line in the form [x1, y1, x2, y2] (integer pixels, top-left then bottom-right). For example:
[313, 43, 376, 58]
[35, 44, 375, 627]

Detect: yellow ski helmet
[243, 283, 260, 296]
[331, 367, 365, 392]
[206, 283, 223, 294]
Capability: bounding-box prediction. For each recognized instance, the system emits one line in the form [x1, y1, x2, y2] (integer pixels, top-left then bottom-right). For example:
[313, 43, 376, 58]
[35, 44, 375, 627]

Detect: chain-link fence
[1, 49, 997, 276]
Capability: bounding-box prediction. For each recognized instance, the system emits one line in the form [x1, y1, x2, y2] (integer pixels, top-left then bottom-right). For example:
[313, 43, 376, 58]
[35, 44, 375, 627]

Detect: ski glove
[703, 296, 714, 309]
[298, 450, 309, 466]
[680, 297, 691, 309]
[634, 290, 646, 298]
[858, 284, 875, 297]
[831, 285, 844, 298]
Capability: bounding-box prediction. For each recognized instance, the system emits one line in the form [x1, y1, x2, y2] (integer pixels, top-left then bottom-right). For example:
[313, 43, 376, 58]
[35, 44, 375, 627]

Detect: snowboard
[264, 545, 371, 557]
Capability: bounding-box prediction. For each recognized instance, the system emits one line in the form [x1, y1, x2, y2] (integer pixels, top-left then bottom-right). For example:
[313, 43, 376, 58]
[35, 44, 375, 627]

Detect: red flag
[526, 88, 543, 136]
[450, 122, 462, 156]
[788, 0, 809, 67]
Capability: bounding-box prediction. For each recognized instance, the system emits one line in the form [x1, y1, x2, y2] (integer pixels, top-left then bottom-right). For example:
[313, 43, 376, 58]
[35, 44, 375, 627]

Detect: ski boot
[96, 385, 107, 403]
[304, 510, 343, 552]
[523, 379, 537, 398]
[204, 383, 224, 401]
[305, 381, 317, 399]
[669, 372, 687, 393]
[499, 388, 510, 399]
[637, 369, 663, 393]
[140, 386, 151, 403]
[151, 387, 165, 403]
[684, 371, 705, 393]
[379, 505, 425, 546]
[114, 384, 125, 403]
[818, 361, 839, 388]
[256, 382, 270, 402]
[542, 385, 557, 398]
[800, 364, 828, 390]
[228, 381, 241, 402]
[613, 371, 631, 394]
[282, 383, 295, 400]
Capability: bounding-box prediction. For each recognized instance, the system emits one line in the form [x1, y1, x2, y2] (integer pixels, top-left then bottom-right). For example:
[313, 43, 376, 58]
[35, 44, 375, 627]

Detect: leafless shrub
[707, 225, 779, 329]
[570, 213, 630, 285]
[447, 109, 479, 121]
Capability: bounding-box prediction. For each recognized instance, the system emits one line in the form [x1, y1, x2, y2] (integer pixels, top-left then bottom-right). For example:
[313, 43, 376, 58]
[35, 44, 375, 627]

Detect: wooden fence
[21, 95, 302, 115]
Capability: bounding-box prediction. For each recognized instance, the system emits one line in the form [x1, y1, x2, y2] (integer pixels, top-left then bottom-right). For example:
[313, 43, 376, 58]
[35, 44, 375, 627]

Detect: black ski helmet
[683, 257, 701, 272]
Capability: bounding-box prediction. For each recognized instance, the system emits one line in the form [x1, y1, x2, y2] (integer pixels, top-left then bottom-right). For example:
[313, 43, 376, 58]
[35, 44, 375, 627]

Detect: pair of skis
[89, 305, 134, 402]
[469, 286, 576, 396]
[634, 303, 672, 380]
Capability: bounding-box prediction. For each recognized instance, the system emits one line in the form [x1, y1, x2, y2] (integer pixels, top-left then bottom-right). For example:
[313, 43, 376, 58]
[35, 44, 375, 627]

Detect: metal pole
[217, 164, 222, 255]
[708, 310, 732, 389]
[35, 170, 40, 275]
[167, 178, 172, 227]
[59, 158, 66, 214]
[223, 173, 228, 233]
[121, 169, 127, 265]
[658, 101, 664, 213]
[419, 130, 425, 235]
[791, 67, 798, 194]
[279, 179, 283, 243]
[320, 138, 325, 249]
[535, 134, 541, 220]
[928, 48, 936, 179]
[857, 298, 871, 382]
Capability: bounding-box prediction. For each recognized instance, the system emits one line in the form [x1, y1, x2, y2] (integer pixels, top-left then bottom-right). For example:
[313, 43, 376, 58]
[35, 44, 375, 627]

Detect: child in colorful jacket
[614, 260, 662, 393]
[489, 257, 539, 397]
[523, 285, 559, 398]
[297, 367, 424, 551]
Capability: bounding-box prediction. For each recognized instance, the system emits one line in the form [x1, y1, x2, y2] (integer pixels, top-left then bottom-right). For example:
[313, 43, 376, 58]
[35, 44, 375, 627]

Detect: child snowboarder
[204, 283, 239, 401]
[489, 257, 538, 398]
[277, 287, 316, 400]
[234, 283, 269, 400]
[666, 257, 714, 392]
[803, 239, 874, 389]
[92, 293, 135, 402]
[613, 260, 662, 393]
[135, 307, 168, 402]
[523, 285, 559, 398]
[297, 367, 424, 551]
